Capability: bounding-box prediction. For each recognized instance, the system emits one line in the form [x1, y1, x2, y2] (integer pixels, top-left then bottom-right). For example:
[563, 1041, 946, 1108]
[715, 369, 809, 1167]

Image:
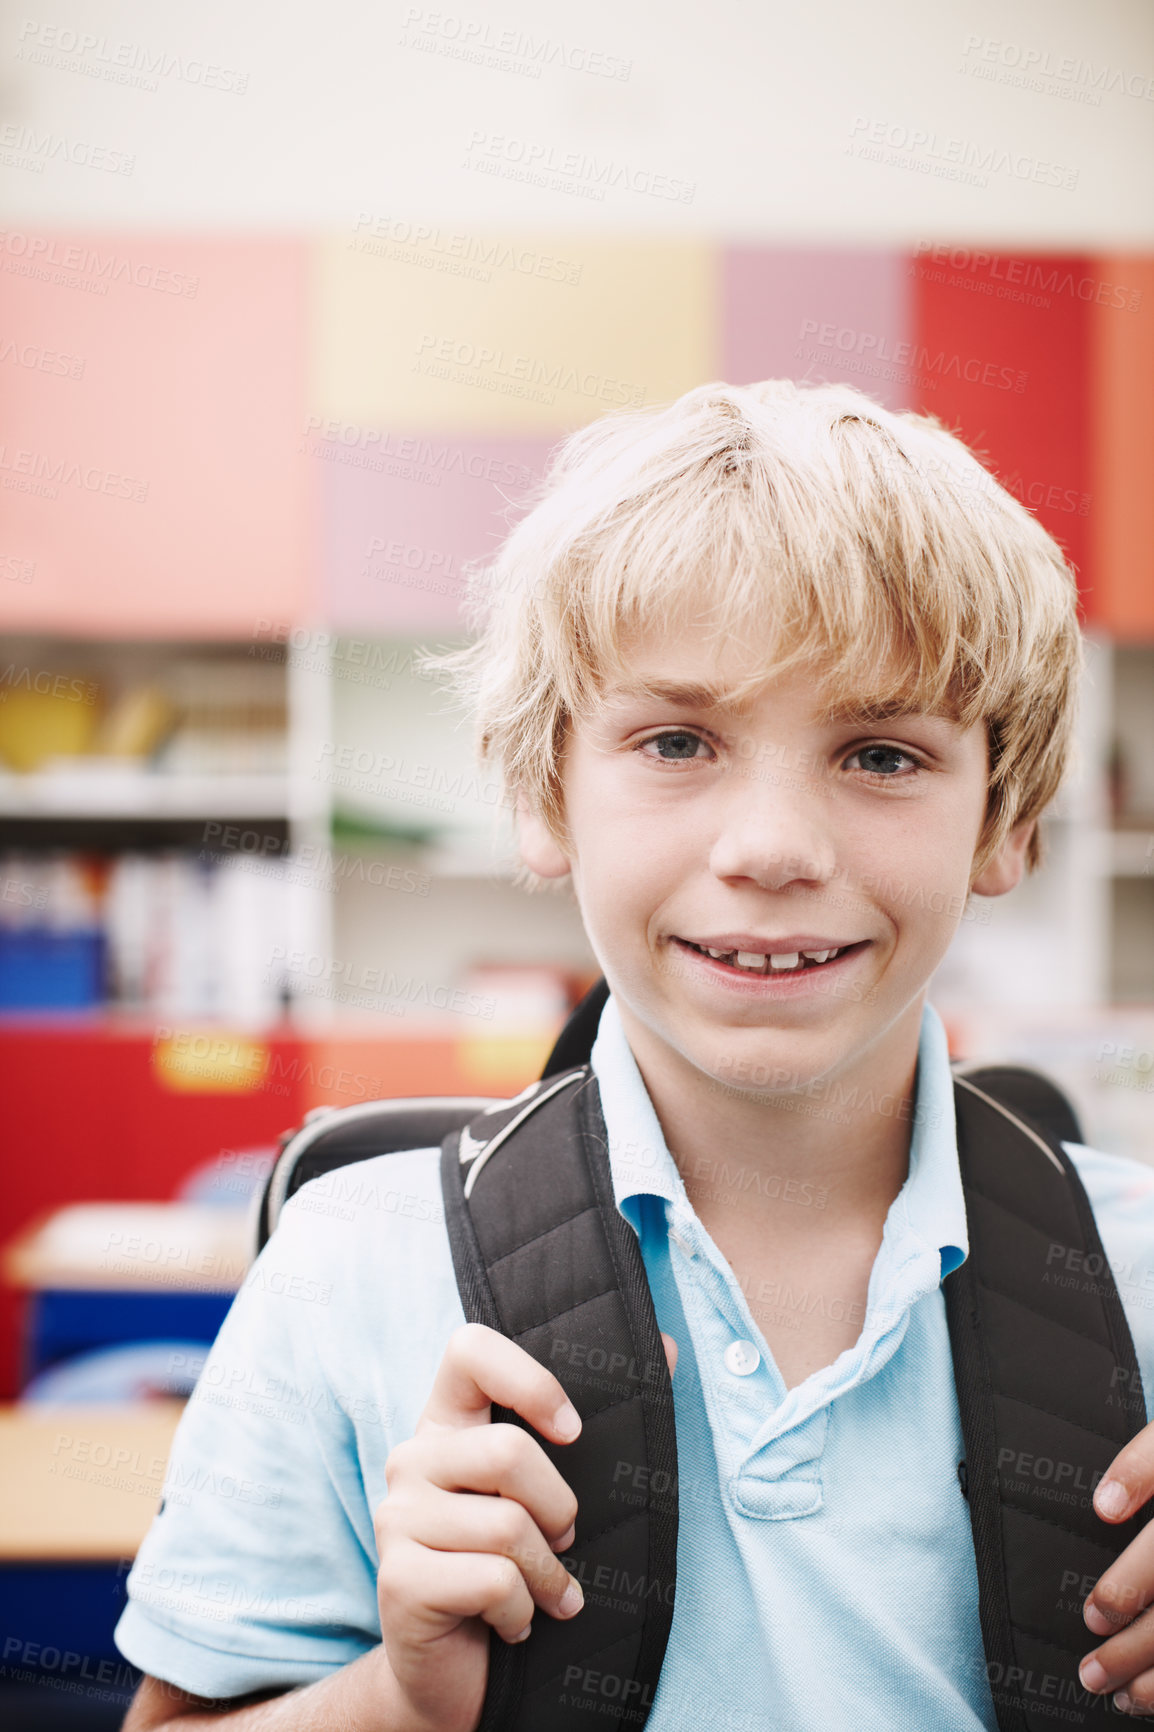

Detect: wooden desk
[0, 1402, 184, 1560]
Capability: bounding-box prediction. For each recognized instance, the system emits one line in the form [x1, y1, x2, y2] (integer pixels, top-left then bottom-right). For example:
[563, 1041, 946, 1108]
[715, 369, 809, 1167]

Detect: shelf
[0, 769, 292, 820]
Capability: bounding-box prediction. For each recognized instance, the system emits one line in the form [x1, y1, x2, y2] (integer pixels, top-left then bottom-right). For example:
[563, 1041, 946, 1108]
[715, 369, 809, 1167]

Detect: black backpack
[258, 979, 1149, 1732]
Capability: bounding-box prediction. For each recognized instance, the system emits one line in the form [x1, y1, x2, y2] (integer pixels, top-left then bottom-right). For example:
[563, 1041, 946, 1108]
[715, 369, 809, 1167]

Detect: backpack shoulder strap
[541, 977, 612, 1077]
[440, 1066, 677, 1732]
[951, 1059, 1085, 1150]
[946, 1074, 1150, 1730]
[257, 1093, 504, 1251]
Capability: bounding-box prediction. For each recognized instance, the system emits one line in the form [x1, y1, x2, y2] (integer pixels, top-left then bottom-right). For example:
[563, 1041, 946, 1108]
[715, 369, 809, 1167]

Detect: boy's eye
[639, 730, 712, 762]
[846, 744, 920, 777]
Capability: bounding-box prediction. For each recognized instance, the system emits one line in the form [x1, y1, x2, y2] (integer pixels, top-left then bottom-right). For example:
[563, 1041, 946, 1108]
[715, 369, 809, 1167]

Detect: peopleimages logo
[463, 130, 696, 204]
[412, 333, 647, 408]
[797, 319, 1026, 393]
[16, 20, 250, 93]
[350, 213, 583, 286]
[846, 117, 1079, 191]
[399, 9, 632, 81]
[0, 231, 199, 297]
[912, 243, 1143, 313]
[960, 35, 1154, 103]
[0, 121, 134, 175]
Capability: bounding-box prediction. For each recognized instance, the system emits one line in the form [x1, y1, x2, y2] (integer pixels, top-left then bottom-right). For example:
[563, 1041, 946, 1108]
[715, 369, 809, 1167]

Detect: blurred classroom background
[0, 0, 1152, 1723]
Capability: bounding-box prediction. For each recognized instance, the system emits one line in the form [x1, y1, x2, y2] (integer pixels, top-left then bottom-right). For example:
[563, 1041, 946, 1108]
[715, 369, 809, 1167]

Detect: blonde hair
[426, 378, 1083, 883]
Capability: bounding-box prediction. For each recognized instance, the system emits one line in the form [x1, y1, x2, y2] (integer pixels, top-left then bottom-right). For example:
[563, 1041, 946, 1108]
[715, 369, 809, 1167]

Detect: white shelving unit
[0, 635, 304, 1027]
[0, 769, 292, 819]
[318, 632, 594, 1033]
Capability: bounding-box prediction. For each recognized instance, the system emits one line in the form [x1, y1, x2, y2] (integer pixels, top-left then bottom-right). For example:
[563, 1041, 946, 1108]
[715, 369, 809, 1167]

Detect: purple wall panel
[318, 431, 559, 631]
[721, 249, 915, 409]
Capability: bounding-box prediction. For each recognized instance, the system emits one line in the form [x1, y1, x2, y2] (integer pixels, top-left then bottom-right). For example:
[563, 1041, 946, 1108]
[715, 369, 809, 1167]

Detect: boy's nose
[708, 779, 838, 889]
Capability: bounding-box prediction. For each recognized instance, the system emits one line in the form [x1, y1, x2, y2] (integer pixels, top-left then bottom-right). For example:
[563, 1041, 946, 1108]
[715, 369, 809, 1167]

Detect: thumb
[660, 1332, 678, 1377]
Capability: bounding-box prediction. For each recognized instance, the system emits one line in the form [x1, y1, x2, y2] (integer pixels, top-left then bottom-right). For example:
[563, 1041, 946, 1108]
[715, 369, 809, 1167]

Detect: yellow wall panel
[312, 233, 717, 431]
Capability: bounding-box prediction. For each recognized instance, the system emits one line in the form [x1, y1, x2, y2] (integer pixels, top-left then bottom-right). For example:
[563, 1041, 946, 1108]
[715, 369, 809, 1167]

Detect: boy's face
[518, 619, 1033, 1104]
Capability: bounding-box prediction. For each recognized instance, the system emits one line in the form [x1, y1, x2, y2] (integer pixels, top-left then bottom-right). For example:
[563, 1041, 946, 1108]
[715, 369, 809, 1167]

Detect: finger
[396, 1487, 583, 1619]
[1085, 1520, 1154, 1637]
[379, 1535, 538, 1647]
[419, 1323, 581, 1443]
[661, 1332, 678, 1376]
[1113, 1668, 1154, 1716]
[386, 1423, 579, 1546]
[1096, 1423, 1154, 1525]
[1081, 1603, 1154, 1699]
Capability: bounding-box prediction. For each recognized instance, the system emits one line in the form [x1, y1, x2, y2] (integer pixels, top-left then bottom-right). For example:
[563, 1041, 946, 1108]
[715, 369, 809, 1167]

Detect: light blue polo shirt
[115, 996, 1154, 1728]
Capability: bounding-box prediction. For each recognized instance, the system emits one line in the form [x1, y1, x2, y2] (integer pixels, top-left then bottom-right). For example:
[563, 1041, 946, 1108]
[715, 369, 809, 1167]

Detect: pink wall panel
[721, 248, 914, 408]
[319, 430, 558, 631]
[0, 236, 314, 635]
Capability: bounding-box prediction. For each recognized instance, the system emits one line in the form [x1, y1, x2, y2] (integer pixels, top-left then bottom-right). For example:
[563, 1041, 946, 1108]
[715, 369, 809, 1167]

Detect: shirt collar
[589, 991, 968, 1280]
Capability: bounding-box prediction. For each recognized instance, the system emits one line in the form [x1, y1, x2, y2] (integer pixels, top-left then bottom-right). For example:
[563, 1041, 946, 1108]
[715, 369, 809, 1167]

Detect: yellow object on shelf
[0, 677, 101, 771]
[91, 683, 177, 759]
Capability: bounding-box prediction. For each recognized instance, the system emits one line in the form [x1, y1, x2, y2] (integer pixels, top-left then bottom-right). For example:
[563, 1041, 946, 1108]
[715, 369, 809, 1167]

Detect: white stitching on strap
[953, 1073, 1066, 1175]
[462, 1069, 587, 1200]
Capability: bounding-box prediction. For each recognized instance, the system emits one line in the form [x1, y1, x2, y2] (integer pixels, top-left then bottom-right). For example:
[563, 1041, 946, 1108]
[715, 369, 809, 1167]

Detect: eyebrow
[602, 681, 949, 728]
[820, 698, 951, 727]
[602, 679, 752, 712]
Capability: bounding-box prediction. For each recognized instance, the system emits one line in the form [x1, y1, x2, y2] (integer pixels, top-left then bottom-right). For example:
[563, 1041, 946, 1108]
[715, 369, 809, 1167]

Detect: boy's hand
[373, 1322, 586, 1732]
[1079, 1423, 1154, 1714]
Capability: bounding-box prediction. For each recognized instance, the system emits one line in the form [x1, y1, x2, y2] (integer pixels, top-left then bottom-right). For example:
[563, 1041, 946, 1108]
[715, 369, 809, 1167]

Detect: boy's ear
[515, 791, 572, 880]
[970, 817, 1036, 898]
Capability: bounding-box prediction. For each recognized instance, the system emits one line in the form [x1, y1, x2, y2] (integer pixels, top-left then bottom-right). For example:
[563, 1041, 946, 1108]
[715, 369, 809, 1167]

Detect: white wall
[2, 0, 1152, 241]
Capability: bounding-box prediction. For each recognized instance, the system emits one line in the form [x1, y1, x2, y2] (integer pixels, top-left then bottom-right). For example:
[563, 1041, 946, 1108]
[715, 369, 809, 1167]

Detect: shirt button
[724, 1339, 760, 1377]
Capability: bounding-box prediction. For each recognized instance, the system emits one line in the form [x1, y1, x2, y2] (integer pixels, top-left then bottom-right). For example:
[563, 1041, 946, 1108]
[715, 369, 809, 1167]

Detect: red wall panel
[911, 249, 1093, 613]
[0, 1024, 309, 1397]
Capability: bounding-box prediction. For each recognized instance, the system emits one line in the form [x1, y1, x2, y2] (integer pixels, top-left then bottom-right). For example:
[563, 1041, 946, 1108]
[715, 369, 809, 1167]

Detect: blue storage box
[0, 929, 106, 1009]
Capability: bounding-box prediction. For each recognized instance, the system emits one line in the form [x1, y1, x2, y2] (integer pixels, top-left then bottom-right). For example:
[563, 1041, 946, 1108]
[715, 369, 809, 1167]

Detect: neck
[615, 998, 925, 1244]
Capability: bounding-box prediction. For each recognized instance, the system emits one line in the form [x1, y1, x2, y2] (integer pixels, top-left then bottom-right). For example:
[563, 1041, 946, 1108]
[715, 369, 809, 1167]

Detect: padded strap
[542, 978, 611, 1078]
[441, 1067, 677, 1732]
[947, 1076, 1150, 1730]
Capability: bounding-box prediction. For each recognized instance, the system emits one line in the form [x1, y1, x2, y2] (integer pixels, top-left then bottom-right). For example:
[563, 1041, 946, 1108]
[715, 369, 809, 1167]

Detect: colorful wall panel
[318, 430, 556, 632]
[0, 238, 314, 636]
[1089, 256, 1154, 639]
[311, 234, 717, 432]
[910, 250, 1093, 605]
[0, 235, 1149, 639]
[721, 247, 914, 409]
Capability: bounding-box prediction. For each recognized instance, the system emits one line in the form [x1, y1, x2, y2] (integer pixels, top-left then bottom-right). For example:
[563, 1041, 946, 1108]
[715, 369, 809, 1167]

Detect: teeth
[734, 950, 768, 971]
[691, 942, 845, 971]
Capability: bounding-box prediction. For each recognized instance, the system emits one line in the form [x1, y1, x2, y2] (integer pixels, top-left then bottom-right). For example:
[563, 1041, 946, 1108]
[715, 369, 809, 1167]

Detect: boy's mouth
[672, 937, 866, 977]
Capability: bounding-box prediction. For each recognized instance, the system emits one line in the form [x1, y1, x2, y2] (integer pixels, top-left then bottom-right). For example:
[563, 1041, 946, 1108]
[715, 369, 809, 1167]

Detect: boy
[118, 380, 1154, 1729]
